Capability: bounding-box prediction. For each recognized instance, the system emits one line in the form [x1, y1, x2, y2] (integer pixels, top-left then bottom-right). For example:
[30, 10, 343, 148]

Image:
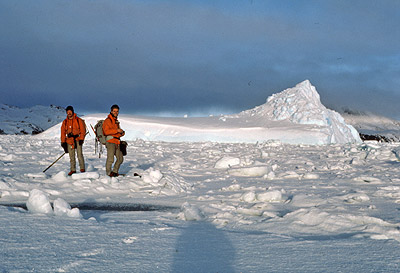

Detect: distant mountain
[339, 108, 400, 142]
[0, 104, 66, 135]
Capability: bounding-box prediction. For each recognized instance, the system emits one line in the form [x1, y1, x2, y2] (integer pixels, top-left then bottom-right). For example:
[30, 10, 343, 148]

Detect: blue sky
[1, 0, 399, 118]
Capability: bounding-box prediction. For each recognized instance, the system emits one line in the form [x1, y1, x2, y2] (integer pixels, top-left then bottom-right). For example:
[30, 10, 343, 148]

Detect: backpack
[81, 118, 87, 138]
[94, 120, 107, 145]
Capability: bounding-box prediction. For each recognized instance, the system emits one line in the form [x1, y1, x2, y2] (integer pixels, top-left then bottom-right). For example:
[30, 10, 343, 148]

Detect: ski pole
[90, 124, 97, 139]
[90, 124, 102, 158]
[90, 124, 97, 155]
[43, 152, 67, 173]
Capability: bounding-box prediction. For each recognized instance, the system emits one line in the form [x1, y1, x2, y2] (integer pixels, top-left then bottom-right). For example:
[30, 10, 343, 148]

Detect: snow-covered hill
[0, 104, 66, 135]
[39, 80, 361, 145]
[340, 108, 400, 142]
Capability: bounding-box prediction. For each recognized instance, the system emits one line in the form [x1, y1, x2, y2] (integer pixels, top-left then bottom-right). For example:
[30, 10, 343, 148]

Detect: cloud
[0, 0, 399, 118]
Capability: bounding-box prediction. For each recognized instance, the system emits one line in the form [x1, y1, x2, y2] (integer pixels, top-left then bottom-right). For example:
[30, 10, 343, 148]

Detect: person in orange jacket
[102, 104, 125, 177]
[61, 106, 86, 176]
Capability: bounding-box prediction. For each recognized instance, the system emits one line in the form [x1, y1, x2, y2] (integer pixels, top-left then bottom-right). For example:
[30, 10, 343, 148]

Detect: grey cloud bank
[1, 0, 399, 118]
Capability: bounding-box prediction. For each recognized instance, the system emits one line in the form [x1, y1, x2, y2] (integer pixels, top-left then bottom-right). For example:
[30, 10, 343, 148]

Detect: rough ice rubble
[19, 166, 190, 200]
[214, 156, 241, 169]
[228, 166, 270, 177]
[214, 156, 271, 177]
[134, 167, 192, 195]
[261, 207, 400, 242]
[142, 168, 163, 185]
[239, 190, 283, 203]
[26, 189, 82, 218]
[2, 133, 400, 246]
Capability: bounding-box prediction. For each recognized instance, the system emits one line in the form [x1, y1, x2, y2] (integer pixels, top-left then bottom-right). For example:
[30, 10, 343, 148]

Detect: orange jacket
[102, 114, 123, 144]
[61, 114, 86, 148]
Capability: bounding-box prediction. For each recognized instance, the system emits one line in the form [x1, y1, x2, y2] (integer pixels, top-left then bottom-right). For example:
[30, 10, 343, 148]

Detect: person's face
[111, 108, 119, 118]
[66, 110, 73, 119]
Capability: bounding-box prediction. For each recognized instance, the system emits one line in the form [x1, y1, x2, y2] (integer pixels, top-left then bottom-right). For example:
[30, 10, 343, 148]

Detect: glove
[78, 140, 84, 145]
[61, 142, 68, 153]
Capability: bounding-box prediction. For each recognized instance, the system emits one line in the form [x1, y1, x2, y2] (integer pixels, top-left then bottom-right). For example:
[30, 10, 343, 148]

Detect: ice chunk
[240, 191, 257, 203]
[214, 157, 241, 169]
[181, 202, 204, 221]
[257, 190, 283, 203]
[53, 198, 71, 216]
[52, 171, 68, 182]
[143, 168, 163, 185]
[71, 172, 100, 180]
[228, 166, 269, 177]
[67, 208, 82, 218]
[26, 189, 53, 215]
[54, 198, 82, 218]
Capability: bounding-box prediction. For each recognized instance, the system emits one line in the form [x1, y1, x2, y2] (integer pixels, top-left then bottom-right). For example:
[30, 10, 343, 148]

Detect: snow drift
[38, 80, 361, 145]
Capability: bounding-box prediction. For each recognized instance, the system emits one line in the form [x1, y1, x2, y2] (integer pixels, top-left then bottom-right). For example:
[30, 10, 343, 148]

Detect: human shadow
[171, 221, 235, 273]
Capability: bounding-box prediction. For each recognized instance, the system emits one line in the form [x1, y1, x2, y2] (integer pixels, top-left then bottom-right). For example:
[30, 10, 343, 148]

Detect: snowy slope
[0, 104, 66, 135]
[40, 80, 361, 145]
[341, 109, 400, 142]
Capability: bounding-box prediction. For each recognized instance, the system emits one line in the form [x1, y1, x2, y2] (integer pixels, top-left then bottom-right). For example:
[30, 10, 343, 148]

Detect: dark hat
[65, 106, 74, 113]
[111, 104, 120, 111]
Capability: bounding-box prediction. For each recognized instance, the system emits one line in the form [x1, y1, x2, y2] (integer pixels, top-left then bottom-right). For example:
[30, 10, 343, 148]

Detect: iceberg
[38, 80, 361, 145]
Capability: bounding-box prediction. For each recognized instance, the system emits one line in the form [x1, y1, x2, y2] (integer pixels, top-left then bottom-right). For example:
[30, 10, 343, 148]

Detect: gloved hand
[61, 142, 68, 153]
[78, 140, 84, 145]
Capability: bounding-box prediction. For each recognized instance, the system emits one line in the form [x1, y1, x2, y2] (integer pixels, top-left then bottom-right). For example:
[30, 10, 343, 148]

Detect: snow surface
[1, 81, 400, 272]
[38, 80, 361, 145]
[1, 135, 400, 272]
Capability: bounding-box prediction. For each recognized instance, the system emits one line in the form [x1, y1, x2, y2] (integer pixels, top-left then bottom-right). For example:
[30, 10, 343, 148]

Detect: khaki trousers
[105, 142, 124, 175]
[67, 141, 85, 172]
